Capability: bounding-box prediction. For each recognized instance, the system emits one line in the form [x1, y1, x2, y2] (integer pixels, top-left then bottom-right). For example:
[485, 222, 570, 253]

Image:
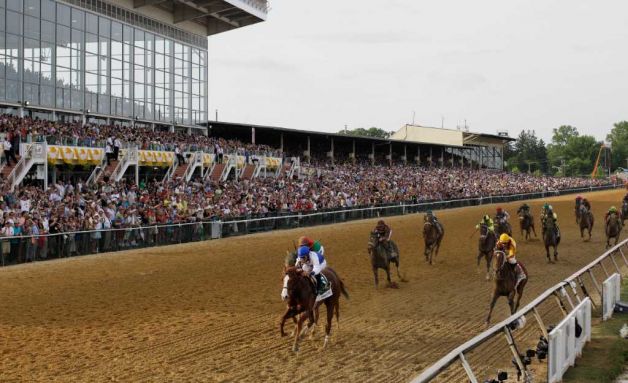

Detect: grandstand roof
[114, 0, 268, 36]
[205, 121, 514, 149]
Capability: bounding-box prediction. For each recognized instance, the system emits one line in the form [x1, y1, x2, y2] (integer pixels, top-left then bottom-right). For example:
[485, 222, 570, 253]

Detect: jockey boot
[315, 274, 324, 295]
[555, 225, 561, 240]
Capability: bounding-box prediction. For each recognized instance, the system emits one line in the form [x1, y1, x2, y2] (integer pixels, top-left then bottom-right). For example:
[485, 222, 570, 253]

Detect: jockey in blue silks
[295, 245, 327, 292]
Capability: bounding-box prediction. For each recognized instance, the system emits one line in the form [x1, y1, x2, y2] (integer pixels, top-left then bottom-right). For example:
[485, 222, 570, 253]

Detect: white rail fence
[411, 239, 628, 383]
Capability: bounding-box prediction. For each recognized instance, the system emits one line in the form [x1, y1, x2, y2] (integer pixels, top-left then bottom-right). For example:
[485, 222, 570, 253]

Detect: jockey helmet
[483, 215, 490, 221]
[377, 220, 385, 225]
[496, 207, 502, 212]
[299, 236, 314, 248]
[426, 210, 433, 215]
[312, 241, 321, 252]
[610, 206, 617, 213]
[499, 233, 511, 243]
[543, 203, 549, 209]
[297, 245, 310, 259]
[576, 195, 582, 200]
[548, 205, 553, 210]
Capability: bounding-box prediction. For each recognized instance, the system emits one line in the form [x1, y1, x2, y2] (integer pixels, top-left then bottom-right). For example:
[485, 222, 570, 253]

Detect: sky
[207, 0, 628, 143]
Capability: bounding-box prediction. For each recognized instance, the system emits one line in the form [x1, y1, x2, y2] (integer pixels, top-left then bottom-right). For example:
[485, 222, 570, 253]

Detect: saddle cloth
[315, 273, 332, 302]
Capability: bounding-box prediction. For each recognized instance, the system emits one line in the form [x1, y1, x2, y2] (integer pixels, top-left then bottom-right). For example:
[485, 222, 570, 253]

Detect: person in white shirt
[2, 138, 13, 166]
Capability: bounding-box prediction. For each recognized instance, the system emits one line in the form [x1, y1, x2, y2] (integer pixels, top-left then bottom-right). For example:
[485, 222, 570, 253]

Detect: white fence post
[603, 273, 621, 321]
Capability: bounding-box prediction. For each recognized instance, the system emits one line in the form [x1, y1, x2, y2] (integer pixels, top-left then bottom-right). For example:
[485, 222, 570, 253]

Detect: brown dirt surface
[0, 189, 624, 382]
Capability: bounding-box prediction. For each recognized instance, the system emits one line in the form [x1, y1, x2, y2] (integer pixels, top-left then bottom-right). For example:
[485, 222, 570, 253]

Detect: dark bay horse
[280, 266, 349, 352]
[485, 250, 528, 326]
[367, 232, 401, 288]
[606, 213, 623, 249]
[518, 211, 537, 240]
[622, 201, 628, 225]
[477, 223, 496, 281]
[542, 217, 560, 263]
[423, 220, 444, 265]
[578, 205, 594, 241]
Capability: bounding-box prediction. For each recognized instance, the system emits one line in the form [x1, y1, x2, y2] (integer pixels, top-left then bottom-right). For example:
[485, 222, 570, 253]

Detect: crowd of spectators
[0, 116, 613, 264]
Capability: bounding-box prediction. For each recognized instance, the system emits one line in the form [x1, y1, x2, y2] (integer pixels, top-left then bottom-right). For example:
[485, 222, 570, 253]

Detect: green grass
[562, 281, 628, 383]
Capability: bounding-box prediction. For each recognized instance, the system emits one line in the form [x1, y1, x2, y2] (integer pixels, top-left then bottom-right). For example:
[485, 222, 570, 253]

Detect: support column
[501, 146, 504, 170]
[19, 107, 24, 118]
[371, 142, 375, 166]
[170, 125, 175, 133]
[186, 126, 192, 135]
[441, 147, 444, 167]
[352, 139, 356, 164]
[429, 147, 433, 167]
[307, 136, 311, 164]
[52, 110, 57, 121]
[403, 144, 407, 164]
[150, 123, 155, 132]
[389, 143, 392, 166]
[330, 137, 334, 165]
[280, 133, 284, 152]
[417, 146, 421, 165]
[251, 127, 256, 145]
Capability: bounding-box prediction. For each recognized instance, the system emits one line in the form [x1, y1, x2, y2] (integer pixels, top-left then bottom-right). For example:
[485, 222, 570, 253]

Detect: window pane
[57, 25, 71, 47]
[86, 13, 98, 34]
[99, 17, 110, 37]
[111, 21, 122, 41]
[41, 0, 55, 21]
[25, 0, 39, 17]
[86, 33, 98, 54]
[71, 8, 84, 30]
[57, 3, 71, 26]
[42, 21, 55, 43]
[25, 15, 40, 39]
[6, 0, 20, 12]
[6, 11, 21, 33]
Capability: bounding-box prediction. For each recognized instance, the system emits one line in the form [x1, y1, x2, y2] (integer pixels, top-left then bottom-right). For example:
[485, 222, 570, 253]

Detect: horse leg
[280, 307, 297, 337]
[486, 293, 499, 326]
[515, 283, 526, 312]
[508, 292, 516, 314]
[532, 224, 537, 238]
[373, 266, 379, 288]
[293, 313, 307, 352]
[323, 301, 334, 349]
[485, 254, 492, 281]
[554, 245, 558, 262]
[545, 245, 552, 263]
[385, 266, 392, 287]
[394, 260, 402, 281]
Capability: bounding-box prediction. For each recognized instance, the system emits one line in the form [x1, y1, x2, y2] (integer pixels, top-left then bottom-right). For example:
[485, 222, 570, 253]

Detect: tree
[547, 125, 600, 176]
[607, 121, 628, 171]
[338, 127, 390, 139]
[505, 130, 548, 173]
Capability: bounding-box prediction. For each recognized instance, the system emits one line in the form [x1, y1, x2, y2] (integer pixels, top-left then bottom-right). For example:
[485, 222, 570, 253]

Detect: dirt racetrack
[0, 189, 624, 382]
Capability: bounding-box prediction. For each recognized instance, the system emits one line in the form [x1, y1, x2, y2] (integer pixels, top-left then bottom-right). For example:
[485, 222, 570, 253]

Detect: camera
[483, 370, 508, 383]
[536, 336, 548, 361]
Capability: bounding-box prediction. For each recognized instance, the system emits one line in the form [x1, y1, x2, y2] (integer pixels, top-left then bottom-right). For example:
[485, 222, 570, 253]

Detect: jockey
[623, 193, 628, 204]
[582, 198, 591, 211]
[295, 245, 327, 293]
[495, 207, 510, 223]
[299, 236, 325, 256]
[497, 233, 526, 289]
[575, 195, 583, 210]
[374, 220, 394, 254]
[475, 215, 495, 236]
[424, 210, 443, 236]
[517, 203, 531, 217]
[542, 204, 560, 239]
[605, 206, 622, 224]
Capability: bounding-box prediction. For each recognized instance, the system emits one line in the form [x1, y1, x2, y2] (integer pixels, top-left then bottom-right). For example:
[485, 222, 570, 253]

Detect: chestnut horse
[485, 250, 528, 326]
[280, 266, 349, 352]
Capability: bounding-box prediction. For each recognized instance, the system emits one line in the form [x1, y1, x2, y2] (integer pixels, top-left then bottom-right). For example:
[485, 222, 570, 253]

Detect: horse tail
[339, 279, 350, 300]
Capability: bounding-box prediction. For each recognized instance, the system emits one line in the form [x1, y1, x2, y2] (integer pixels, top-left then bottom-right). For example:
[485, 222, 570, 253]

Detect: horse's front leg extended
[280, 307, 297, 337]
[293, 313, 307, 352]
[486, 293, 499, 325]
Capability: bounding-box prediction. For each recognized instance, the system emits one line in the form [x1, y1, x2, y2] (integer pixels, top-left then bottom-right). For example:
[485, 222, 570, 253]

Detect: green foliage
[607, 121, 628, 171]
[338, 127, 390, 139]
[504, 130, 548, 173]
[547, 125, 601, 176]
[533, 169, 543, 177]
[510, 166, 520, 174]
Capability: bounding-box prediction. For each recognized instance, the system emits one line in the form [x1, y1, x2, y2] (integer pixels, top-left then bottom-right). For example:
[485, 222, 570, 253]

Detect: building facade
[0, 0, 267, 131]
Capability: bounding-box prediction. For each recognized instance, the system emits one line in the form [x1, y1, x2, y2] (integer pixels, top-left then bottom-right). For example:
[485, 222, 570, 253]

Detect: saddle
[311, 273, 331, 300]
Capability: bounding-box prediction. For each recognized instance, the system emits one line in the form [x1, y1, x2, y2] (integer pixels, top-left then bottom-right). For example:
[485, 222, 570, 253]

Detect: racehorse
[622, 201, 628, 225]
[367, 232, 401, 288]
[542, 217, 560, 263]
[495, 216, 513, 237]
[578, 205, 594, 241]
[485, 250, 528, 326]
[477, 223, 496, 281]
[606, 213, 623, 249]
[518, 211, 536, 241]
[423, 220, 444, 265]
[280, 266, 349, 352]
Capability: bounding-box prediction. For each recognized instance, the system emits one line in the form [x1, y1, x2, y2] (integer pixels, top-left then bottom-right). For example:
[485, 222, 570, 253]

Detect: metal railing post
[458, 353, 478, 383]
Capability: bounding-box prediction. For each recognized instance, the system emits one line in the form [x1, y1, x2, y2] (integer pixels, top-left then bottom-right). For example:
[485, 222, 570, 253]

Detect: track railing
[410, 238, 628, 383]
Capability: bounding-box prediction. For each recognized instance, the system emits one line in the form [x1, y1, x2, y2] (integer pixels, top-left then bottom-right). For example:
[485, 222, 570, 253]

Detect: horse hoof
[388, 282, 399, 289]
[292, 345, 299, 352]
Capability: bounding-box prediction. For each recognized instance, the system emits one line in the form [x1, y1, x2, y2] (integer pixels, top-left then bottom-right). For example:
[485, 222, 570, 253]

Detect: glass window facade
[0, 0, 207, 126]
